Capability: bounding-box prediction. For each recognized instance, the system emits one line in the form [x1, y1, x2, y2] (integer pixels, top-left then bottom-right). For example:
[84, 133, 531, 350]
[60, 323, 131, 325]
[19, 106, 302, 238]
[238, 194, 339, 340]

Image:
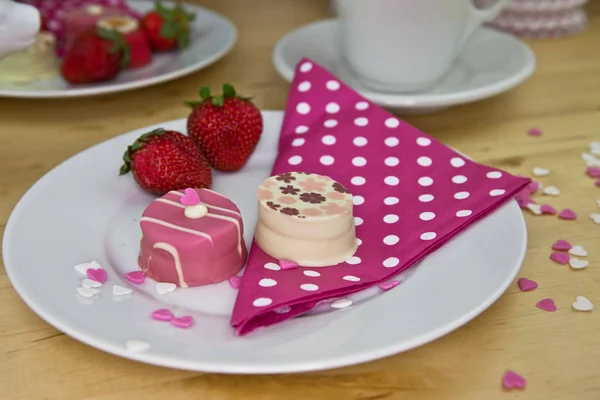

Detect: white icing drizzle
[157, 196, 243, 257]
[144, 256, 152, 273]
[140, 217, 214, 244]
[153, 242, 188, 288]
[170, 191, 241, 217]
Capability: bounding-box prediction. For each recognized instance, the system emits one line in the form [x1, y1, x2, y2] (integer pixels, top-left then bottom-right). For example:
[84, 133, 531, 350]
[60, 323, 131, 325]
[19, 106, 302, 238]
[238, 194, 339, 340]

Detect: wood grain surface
[1, 1, 600, 399]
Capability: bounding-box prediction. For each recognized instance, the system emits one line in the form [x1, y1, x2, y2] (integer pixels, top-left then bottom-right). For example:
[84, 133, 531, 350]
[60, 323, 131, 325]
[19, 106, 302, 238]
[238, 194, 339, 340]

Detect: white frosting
[153, 242, 188, 288]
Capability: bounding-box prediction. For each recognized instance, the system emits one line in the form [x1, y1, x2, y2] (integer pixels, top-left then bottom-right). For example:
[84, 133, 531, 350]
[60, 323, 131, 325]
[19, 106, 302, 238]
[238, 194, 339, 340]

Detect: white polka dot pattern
[231, 59, 528, 331]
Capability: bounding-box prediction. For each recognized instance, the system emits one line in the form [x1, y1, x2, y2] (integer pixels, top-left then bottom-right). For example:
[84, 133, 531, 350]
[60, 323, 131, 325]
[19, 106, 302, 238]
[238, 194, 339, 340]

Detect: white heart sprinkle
[113, 284, 133, 296]
[81, 278, 102, 288]
[581, 153, 600, 167]
[125, 339, 150, 352]
[569, 245, 588, 257]
[330, 299, 353, 309]
[74, 260, 101, 275]
[569, 257, 589, 270]
[572, 296, 594, 311]
[532, 167, 550, 176]
[542, 186, 560, 196]
[76, 287, 99, 298]
[590, 213, 600, 224]
[155, 282, 176, 295]
[526, 203, 542, 215]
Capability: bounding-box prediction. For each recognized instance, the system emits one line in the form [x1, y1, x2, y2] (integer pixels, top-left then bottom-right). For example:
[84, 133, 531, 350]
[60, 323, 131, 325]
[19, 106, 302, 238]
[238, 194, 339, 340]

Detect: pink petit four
[139, 188, 247, 287]
[63, 5, 126, 52]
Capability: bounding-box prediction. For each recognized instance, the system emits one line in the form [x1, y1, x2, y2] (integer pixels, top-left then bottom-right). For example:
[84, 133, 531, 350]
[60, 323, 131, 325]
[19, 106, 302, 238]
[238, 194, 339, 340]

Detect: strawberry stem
[97, 26, 131, 68]
[154, 0, 195, 49]
[185, 84, 253, 108]
[119, 128, 165, 175]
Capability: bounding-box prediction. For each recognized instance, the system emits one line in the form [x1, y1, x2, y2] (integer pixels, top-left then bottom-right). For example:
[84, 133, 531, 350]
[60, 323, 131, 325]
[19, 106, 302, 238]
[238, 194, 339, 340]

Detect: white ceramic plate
[273, 19, 536, 113]
[0, 1, 237, 98]
[3, 111, 527, 374]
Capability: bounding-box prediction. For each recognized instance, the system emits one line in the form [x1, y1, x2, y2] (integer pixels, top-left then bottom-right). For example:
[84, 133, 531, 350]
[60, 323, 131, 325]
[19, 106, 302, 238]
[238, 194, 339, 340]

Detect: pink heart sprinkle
[559, 208, 577, 220]
[541, 204, 557, 215]
[536, 298, 557, 312]
[379, 280, 400, 291]
[180, 188, 201, 206]
[528, 127, 542, 136]
[125, 271, 145, 284]
[517, 278, 538, 291]
[587, 167, 600, 178]
[86, 268, 107, 283]
[515, 193, 535, 209]
[551, 239, 572, 251]
[526, 180, 540, 193]
[151, 308, 174, 321]
[228, 275, 242, 289]
[171, 315, 194, 328]
[550, 252, 570, 265]
[503, 370, 526, 389]
[279, 259, 298, 270]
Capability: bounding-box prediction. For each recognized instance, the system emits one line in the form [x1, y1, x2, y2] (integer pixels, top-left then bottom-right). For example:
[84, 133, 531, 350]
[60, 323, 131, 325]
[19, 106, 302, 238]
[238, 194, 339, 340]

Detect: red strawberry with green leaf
[141, 0, 195, 51]
[61, 27, 130, 84]
[119, 128, 212, 195]
[186, 84, 263, 172]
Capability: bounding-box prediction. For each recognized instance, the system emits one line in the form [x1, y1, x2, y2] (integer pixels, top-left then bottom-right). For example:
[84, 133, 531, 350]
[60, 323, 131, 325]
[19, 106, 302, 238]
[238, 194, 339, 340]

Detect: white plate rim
[0, 2, 237, 99]
[272, 19, 536, 109]
[3, 111, 528, 374]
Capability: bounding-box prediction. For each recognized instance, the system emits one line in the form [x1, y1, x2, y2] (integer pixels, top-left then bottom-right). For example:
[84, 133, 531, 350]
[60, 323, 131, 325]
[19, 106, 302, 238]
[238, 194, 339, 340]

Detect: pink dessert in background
[63, 5, 126, 52]
[139, 189, 247, 288]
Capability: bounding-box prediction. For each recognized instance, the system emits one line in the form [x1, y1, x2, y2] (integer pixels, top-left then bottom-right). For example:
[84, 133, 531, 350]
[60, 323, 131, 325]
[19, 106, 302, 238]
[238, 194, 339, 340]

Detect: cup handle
[458, 0, 513, 49]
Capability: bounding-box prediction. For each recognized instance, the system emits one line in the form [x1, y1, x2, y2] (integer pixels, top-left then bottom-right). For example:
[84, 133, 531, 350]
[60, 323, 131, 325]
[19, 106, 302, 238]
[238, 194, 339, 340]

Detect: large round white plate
[273, 19, 536, 112]
[0, 1, 237, 98]
[3, 111, 527, 374]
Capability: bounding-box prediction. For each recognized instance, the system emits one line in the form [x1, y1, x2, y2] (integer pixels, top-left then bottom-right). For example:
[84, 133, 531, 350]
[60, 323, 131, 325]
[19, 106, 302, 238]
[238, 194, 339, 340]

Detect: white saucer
[273, 20, 536, 113]
[0, 1, 237, 99]
[3, 112, 527, 373]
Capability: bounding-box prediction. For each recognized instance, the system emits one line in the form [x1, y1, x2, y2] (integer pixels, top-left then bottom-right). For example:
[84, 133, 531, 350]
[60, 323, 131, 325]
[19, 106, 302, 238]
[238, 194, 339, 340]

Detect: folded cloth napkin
[230, 58, 530, 335]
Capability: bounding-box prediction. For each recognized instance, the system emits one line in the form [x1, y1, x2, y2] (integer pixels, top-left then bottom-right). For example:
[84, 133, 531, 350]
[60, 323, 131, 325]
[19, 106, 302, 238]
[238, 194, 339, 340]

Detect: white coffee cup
[335, 0, 512, 92]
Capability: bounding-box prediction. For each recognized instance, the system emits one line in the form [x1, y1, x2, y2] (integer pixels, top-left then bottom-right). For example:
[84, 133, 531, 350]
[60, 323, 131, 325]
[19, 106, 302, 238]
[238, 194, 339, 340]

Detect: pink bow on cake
[230, 58, 530, 335]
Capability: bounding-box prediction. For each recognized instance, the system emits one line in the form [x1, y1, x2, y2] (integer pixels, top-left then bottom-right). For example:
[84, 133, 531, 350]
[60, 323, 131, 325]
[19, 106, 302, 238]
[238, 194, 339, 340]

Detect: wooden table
[2, 1, 600, 399]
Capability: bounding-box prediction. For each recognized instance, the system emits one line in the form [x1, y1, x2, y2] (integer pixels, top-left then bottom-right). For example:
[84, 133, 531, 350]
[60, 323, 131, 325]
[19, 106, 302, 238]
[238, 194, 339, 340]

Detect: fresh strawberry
[141, 0, 195, 52]
[97, 16, 152, 69]
[186, 84, 263, 172]
[119, 128, 212, 195]
[61, 27, 130, 84]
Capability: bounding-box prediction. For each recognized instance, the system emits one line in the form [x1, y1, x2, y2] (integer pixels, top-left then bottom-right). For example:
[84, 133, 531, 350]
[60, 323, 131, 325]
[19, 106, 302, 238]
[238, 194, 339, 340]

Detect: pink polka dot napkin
[230, 58, 530, 335]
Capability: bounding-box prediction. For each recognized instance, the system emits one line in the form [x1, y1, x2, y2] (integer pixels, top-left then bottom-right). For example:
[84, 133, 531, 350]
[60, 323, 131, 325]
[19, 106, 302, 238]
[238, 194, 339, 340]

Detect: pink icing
[138, 189, 247, 287]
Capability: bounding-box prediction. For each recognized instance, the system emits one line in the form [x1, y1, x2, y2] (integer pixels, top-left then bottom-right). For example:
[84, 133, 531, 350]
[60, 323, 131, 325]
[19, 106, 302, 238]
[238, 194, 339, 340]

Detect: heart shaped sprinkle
[528, 127, 542, 136]
[552, 239, 572, 251]
[125, 339, 150, 353]
[125, 271, 145, 284]
[590, 214, 600, 224]
[587, 167, 600, 178]
[559, 208, 577, 220]
[86, 268, 107, 283]
[330, 299, 353, 309]
[379, 280, 400, 291]
[581, 152, 600, 167]
[503, 370, 526, 389]
[155, 282, 176, 295]
[569, 257, 589, 270]
[184, 204, 208, 219]
[279, 259, 298, 270]
[74, 260, 101, 275]
[572, 296, 594, 311]
[542, 186, 560, 196]
[550, 252, 570, 265]
[151, 308, 174, 321]
[526, 181, 540, 193]
[515, 193, 534, 209]
[517, 278, 538, 291]
[541, 204, 557, 215]
[112, 284, 133, 296]
[228, 275, 242, 289]
[171, 315, 194, 328]
[76, 287, 99, 298]
[532, 167, 549, 176]
[526, 203, 542, 215]
[568, 245, 588, 257]
[81, 278, 102, 288]
[536, 298, 557, 312]
[180, 188, 201, 206]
